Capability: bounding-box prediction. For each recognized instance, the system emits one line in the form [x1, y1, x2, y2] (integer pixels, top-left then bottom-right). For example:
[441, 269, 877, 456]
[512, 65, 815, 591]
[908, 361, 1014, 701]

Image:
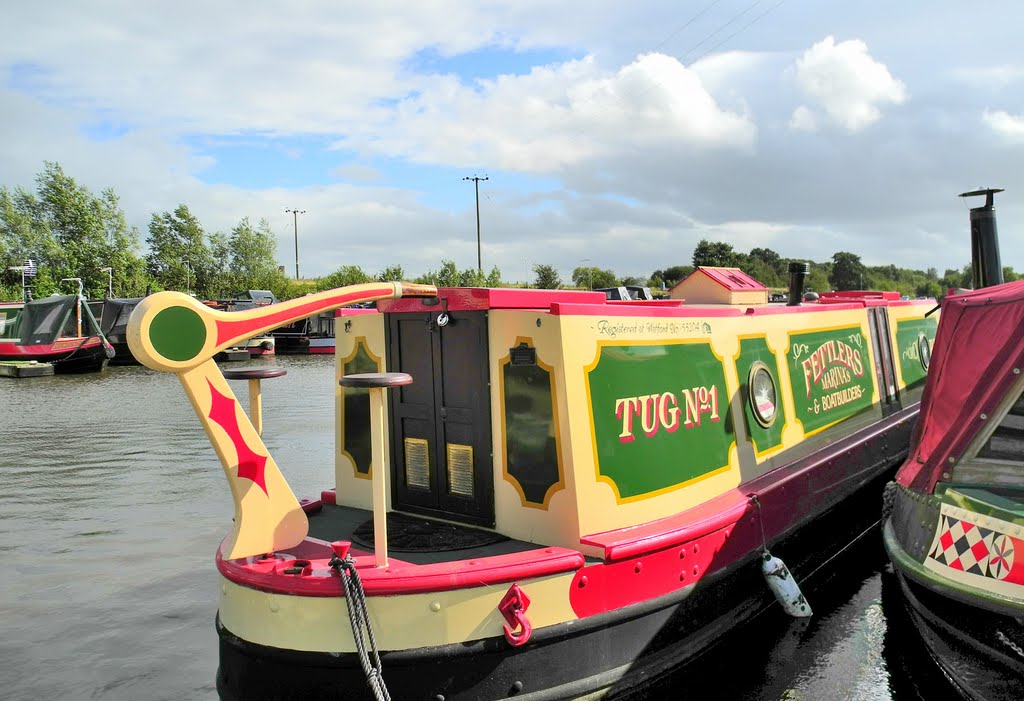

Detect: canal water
[0, 357, 962, 700]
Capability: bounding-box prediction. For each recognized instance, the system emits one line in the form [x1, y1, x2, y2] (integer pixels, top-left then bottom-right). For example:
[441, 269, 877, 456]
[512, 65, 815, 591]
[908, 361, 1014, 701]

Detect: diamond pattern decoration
[929, 516, 994, 576]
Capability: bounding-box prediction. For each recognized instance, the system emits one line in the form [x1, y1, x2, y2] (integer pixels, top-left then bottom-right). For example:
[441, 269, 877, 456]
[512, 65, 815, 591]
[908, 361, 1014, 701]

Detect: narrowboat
[126, 265, 937, 699]
[883, 189, 1024, 700]
[97, 297, 144, 365]
[0, 292, 113, 373]
[273, 308, 336, 354]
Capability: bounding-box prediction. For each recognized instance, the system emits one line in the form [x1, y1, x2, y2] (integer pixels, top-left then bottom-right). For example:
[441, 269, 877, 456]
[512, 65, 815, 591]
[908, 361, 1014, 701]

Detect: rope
[329, 555, 391, 701]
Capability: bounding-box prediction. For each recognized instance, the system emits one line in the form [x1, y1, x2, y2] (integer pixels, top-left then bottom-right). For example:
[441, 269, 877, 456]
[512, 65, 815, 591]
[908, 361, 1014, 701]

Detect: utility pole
[286, 208, 306, 279]
[463, 175, 488, 273]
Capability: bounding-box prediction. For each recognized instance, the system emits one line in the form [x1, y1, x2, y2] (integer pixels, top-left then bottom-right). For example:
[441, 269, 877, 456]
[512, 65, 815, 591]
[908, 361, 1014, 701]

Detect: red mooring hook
[498, 583, 532, 647]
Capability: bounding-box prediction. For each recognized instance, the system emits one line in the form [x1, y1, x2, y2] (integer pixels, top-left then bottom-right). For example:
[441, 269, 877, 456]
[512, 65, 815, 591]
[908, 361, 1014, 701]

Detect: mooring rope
[329, 555, 391, 701]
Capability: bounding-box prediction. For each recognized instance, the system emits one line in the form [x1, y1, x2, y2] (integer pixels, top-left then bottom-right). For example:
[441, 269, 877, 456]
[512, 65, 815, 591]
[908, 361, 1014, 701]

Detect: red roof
[675, 267, 766, 292]
[897, 280, 1024, 493]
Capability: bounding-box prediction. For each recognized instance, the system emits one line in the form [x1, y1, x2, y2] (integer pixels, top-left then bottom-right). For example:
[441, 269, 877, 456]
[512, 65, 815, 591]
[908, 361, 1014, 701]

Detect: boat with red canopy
[884, 190, 1024, 700]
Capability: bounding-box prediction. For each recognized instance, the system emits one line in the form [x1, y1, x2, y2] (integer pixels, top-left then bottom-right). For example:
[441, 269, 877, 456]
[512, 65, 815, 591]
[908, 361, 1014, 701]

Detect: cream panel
[488, 310, 582, 550]
[334, 313, 388, 510]
[218, 571, 578, 652]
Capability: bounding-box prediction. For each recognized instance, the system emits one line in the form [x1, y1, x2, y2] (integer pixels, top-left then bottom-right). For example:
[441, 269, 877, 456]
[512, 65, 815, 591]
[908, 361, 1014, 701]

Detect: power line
[648, 0, 726, 54]
[688, 0, 788, 64]
[677, 0, 765, 63]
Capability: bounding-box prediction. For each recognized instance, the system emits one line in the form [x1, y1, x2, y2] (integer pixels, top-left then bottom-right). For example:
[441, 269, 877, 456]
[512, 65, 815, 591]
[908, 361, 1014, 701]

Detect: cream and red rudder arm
[127, 282, 437, 559]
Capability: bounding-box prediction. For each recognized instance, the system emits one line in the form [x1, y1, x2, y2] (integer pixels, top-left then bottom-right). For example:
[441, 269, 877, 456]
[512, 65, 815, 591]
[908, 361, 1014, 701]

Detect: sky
[3, 1, 1024, 284]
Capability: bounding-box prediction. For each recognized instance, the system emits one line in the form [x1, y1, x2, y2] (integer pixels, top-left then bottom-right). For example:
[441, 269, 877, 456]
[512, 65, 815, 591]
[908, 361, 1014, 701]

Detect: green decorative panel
[895, 317, 938, 389]
[504, 359, 561, 505]
[737, 337, 784, 454]
[342, 341, 378, 474]
[788, 326, 874, 434]
[150, 306, 205, 361]
[588, 342, 733, 500]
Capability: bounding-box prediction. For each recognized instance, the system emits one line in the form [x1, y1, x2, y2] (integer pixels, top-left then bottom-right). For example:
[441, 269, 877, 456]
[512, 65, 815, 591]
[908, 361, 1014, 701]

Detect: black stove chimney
[959, 188, 1004, 289]
[787, 261, 809, 306]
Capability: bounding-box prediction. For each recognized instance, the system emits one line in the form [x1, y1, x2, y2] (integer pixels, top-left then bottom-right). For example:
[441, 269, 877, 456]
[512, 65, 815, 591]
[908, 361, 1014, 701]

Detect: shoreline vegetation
[2, 162, 1016, 303]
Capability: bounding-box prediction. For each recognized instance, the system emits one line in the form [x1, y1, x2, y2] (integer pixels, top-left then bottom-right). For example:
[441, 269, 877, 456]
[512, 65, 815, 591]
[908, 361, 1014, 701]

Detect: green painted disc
[150, 306, 207, 361]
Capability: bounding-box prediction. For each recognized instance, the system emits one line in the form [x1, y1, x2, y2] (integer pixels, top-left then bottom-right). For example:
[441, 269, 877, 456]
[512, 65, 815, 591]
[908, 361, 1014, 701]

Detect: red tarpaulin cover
[897, 279, 1024, 493]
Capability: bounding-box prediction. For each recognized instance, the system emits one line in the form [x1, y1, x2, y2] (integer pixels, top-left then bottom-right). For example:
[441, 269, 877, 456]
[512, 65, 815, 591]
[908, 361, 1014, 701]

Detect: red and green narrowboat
[883, 190, 1024, 700]
[0, 293, 113, 373]
[127, 266, 937, 699]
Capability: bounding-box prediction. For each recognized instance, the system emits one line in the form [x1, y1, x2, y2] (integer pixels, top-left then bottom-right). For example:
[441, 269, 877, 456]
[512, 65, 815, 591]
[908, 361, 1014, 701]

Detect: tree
[651, 265, 693, 290]
[146, 205, 214, 296]
[208, 231, 232, 296]
[229, 217, 287, 294]
[318, 265, 371, 290]
[532, 264, 561, 289]
[571, 266, 617, 289]
[829, 251, 867, 291]
[692, 240, 737, 267]
[377, 265, 405, 282]
[1, 162, 149, 298]
[484, 265, 502, 287]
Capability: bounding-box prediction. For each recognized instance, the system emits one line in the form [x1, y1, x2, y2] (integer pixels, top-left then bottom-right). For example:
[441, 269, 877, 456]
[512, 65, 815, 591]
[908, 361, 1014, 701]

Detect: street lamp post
[184, 261, 192, 296]
[463, 175, 488, 274]
[100, 267, 113, 298]
[581, 258, 592, 289]
[286, 208, 306, 279]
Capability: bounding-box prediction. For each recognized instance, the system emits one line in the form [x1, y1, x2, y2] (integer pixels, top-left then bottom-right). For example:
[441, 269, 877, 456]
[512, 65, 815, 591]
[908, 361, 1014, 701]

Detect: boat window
[33, 303, 71, 339]
[0, 308, 20, 339]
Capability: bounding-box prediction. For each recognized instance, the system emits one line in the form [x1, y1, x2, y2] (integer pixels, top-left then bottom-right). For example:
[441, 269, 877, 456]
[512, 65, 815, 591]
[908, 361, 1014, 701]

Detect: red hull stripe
[0, 338, 103, 358]
[217, 542, 585, 597]
[581, 490, 751, 561]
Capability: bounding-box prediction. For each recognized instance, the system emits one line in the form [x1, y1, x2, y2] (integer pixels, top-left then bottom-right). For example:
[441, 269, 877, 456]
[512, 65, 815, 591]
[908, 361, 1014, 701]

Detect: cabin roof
[670, 267, 767, 293]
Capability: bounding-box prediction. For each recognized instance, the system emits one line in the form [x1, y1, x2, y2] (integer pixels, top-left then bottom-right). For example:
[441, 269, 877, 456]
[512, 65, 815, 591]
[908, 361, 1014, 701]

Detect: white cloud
[793, 36, 907, 131]
[789, 105, 818, 132]
[983, 110, 1024, 143]
[339, 52, 755, 173]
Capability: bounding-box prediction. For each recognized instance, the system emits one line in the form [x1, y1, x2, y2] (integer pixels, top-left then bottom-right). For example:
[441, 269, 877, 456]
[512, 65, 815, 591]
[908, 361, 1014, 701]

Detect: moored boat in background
[0, 291, 112, 373]
[126, 252, 939, 699]
[272, 308, 336, 354]
[97, 297, 144, 365]
[883, 189, 1024, 701]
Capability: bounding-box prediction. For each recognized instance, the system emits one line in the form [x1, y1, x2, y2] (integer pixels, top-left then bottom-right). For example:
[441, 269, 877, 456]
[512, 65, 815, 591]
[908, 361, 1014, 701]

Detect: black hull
[893, 571, 1024, 701]
[107, 341, 140, 366]
[273, 336, 311, 354]
[217, 467, 900, 701]
[0, 345, 110, 373]
[886, 517, 1024, 701]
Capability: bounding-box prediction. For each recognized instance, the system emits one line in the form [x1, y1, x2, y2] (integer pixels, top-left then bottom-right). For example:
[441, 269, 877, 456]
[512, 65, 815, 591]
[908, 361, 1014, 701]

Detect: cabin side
[334, 288, 937, 557]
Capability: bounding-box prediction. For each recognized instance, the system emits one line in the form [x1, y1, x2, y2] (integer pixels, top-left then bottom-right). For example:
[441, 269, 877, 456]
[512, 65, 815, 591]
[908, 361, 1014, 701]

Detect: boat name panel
[788, 327, 873, 433]
[587, 341, 733, 501]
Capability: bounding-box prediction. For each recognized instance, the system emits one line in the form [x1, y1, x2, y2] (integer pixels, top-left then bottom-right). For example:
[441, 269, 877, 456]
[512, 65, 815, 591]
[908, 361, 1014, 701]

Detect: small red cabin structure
[669, 266, 768, 305]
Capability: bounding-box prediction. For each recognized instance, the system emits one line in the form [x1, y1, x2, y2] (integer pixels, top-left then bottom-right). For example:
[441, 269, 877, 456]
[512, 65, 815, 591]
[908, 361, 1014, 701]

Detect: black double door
[386, 310, 494, 526]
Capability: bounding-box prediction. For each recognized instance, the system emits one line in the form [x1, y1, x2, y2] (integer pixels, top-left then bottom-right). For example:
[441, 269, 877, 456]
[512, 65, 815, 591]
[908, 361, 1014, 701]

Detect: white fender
[762, 552, 812, 617]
